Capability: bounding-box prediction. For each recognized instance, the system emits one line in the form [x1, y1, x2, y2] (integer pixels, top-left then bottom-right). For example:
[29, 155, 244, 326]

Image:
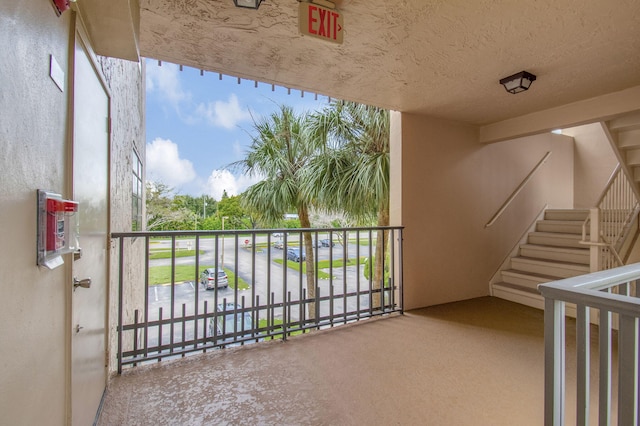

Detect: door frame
[65, 13, 112, 424]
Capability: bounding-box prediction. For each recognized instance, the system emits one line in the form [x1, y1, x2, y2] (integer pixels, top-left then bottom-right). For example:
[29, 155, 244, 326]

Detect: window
[132, 148, 143, 231]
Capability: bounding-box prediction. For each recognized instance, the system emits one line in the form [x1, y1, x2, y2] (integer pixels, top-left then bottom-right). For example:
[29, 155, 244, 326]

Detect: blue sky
[145, 59, 330, 199]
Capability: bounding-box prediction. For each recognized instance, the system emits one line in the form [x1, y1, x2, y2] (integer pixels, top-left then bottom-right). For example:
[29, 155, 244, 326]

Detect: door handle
[73, 277, 92, 290]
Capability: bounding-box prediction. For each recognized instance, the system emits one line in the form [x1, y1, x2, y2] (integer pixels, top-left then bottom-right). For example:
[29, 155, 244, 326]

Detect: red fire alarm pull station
[37, 190, 80, 269]
[51, 0, 71, 16]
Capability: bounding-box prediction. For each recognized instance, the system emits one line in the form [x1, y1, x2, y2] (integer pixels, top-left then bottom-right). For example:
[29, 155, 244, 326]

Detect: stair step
[492, 282, 545, 310]
[501, 269, 557, 290]
[536, 220, 586, 235]
[511, 256, 590, 278]
[519, 244, 589, 264]
[528, 231, 584, 248]
[626, 148, 640, 166]
[618, 129, 640, 149]
[544, 209, 589, 221]
[609, 112, 640, 131]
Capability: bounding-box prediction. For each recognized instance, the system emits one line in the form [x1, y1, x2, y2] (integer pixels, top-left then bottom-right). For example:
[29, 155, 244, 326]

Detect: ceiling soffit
[132, 0, 640, 127]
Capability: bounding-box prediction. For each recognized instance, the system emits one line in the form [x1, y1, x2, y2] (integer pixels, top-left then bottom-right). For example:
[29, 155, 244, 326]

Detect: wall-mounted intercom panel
[37, 190, 80, 269]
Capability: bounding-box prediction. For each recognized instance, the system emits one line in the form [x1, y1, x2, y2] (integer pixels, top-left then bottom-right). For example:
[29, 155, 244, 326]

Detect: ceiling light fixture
[233, 0, 262, 9]
[499, 71, 537, 94]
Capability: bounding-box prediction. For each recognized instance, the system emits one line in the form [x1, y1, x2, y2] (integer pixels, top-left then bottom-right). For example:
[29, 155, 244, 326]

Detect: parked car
[199, 268, 229, 290]
[209, 303, 258, 346]
[287, 247, 305, 262]
[273, 241, 284, 249]
[319, 238, 335, 247]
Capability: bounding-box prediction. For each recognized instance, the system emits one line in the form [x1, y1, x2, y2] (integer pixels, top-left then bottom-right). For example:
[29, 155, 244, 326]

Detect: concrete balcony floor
[98, 297, 603, 425]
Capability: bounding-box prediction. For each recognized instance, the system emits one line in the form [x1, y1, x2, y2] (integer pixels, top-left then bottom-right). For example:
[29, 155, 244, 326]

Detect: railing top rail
[111, 225, 404, 239]
[539, 263, 640, 315]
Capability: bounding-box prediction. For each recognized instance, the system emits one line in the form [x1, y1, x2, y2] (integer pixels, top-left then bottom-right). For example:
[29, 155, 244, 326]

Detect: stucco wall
[396, 113, 574, 309]
[97, 56, 146, 375]
[0, 2, 73, 424]
[0, 3, 145, 423]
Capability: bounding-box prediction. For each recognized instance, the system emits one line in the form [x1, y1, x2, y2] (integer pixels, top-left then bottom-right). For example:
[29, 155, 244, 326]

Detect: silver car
[199, 268, 229, 290]
[209, 303, 259, 346]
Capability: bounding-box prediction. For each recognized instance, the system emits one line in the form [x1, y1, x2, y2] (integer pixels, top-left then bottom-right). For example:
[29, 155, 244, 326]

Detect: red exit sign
[299, 2, 344, 44]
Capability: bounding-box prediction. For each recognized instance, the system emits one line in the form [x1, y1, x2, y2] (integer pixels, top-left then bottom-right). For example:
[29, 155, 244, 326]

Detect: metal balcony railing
[539, 263, 640, 425]
[111, 226, 404, 372]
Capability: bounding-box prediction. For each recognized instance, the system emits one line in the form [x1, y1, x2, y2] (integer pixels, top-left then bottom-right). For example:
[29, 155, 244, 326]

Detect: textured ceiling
[137, 0, 640, 125]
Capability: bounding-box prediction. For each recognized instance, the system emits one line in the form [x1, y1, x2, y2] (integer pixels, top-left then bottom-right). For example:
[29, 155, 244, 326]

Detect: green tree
[304, 101, 390, 308]
[218, 195, 247, 229]
[146, 182, 193, 230]
[232, 105, 320, 318]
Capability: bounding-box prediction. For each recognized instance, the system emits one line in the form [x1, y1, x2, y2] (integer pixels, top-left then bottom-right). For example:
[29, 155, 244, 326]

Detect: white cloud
[146, 138, 196, 188]
[196, 94, 252, 129]
[206, 169, 263, 200]
[146, 62, 190, 107]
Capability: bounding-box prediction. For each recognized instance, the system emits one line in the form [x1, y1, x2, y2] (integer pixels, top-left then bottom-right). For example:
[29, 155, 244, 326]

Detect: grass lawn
[273, 259, 333, 279]
[273, 257, 366, 279]
[257, 318, 304, 340]
[149, 265, 250, 290]
[148, 249, 204, 260]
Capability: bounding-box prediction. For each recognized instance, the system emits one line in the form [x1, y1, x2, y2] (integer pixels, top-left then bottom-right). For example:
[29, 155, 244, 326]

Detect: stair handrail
[580, 164, 640, 270]
[485, 151, 552, 228]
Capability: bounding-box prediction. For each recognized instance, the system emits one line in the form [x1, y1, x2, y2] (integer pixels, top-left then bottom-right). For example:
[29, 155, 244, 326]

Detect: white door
[71, 32, 109, 425]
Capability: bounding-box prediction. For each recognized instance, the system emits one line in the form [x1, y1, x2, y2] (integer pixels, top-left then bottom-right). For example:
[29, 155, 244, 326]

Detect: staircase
[607, 111, 640, 196]
[492, 209, 590, 309]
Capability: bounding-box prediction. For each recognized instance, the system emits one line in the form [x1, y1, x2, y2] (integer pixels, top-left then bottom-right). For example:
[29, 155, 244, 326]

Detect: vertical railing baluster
[144, 236, 150, 358]
[194, 235, 200, 350]
[169, 236, 176, 353]
[576, 304, 590, 425]
[342, 229, 347, 322]
[157, 307, 163, 362]
[544, 298, 565, 426]
[284, 291, 290, 341]
[203, 300, 209, 351]
[117, 237, 125, 374]
[315, 285, 320, 329]
[618, 314, 639, 426]
[181, 303, 186, 357]
[598, 308, 612, 426]
[368, 229, 373, 315]
[133, 309, 139, 367]
[330, 284, 334, 327]
[356, 230, 361, 320]
[399, 228, 404, 313]
[252, 233, 257, 340]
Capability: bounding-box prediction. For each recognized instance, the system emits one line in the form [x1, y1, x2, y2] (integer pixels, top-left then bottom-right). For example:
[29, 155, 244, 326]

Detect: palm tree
[303, 100, 390, 309]
[232, 105, 320, 319]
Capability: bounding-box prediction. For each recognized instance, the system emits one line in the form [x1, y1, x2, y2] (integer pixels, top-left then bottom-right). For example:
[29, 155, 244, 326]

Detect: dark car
[209, 303, 258, 346]
[319, 238, 335, 247]
[286, 247, 305, 262]
[199, 268, 229, 290]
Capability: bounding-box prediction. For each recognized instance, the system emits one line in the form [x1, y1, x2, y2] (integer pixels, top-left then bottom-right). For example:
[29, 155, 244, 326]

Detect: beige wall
[396, 113, 574, 309]
[0, 2, 73, 424]
[0, 3, 144, 423]
[562, 123, 618, 208]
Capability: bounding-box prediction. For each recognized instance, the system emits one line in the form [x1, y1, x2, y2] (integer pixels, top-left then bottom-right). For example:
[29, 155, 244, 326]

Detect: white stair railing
[539, 264, 640, 425]
[581, 165, 639, 271]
